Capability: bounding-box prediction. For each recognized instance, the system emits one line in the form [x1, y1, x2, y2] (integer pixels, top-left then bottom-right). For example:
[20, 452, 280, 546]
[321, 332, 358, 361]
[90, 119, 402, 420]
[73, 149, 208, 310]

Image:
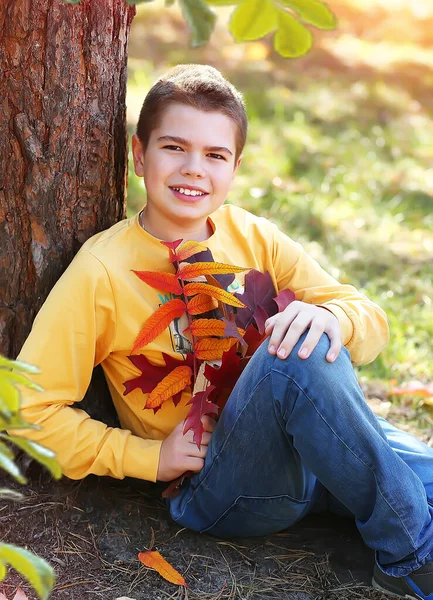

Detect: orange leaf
[195, 337, 238, 360]
[183, 282, 246, 308]
[145, 365, 192, 409]
[138, 550, 187, 586]
[177, 262, 247, 280]
[131, 299, 186, 353]
[186, 318, 226, 337]
[132, 270, 182, 295]
[171, 240, 207, 263]
[186, 293, 218, 315]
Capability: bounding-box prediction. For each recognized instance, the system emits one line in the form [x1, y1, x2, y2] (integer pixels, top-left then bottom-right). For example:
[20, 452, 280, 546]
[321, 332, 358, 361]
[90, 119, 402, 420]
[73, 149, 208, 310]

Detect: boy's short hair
[136, 64, 247, 161]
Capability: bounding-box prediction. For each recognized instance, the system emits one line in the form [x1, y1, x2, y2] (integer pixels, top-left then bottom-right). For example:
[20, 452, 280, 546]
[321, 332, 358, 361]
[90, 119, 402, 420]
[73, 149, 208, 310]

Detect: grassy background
[124, 0, 433, 432]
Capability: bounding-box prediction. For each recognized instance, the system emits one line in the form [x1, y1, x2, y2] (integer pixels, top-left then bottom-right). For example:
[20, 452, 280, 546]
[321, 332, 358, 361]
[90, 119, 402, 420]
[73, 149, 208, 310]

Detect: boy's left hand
[265, 300, 342, 362]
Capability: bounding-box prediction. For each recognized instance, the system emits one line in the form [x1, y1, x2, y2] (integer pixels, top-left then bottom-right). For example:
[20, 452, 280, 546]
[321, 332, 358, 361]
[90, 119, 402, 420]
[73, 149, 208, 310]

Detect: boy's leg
[168, 333, 433, 577]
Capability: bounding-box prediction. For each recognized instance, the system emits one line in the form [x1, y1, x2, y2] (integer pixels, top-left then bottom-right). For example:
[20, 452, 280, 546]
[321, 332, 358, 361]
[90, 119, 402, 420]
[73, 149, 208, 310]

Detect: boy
[14, 65, 433, 599]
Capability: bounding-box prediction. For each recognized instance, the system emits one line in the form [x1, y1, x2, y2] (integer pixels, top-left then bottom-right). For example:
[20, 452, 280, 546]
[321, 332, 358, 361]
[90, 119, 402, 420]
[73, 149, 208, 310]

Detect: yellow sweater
[15, 205, 389, 483]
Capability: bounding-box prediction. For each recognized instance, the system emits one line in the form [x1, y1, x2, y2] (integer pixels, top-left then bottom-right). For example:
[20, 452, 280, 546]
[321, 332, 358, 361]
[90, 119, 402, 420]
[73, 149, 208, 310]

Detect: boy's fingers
[275, 313, 311, 359]
[201, 415, 216, 432]
[325, 332, 342, 362]
[297, 321, 327, 359]
[268, 307, 298, 353]
[185, 457, 205, 473]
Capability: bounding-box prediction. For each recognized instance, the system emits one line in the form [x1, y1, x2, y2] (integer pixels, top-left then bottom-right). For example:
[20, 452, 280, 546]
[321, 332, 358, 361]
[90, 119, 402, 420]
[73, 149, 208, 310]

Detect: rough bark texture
[0, 0, 136, 359]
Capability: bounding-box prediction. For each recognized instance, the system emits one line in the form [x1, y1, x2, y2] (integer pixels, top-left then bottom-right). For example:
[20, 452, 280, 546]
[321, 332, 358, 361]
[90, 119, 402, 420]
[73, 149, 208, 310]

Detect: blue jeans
[168, 333, 433, 577]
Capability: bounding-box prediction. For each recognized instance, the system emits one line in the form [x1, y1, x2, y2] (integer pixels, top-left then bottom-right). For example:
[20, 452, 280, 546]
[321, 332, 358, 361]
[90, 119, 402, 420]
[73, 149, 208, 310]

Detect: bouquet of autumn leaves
[123, 239, 294, 492]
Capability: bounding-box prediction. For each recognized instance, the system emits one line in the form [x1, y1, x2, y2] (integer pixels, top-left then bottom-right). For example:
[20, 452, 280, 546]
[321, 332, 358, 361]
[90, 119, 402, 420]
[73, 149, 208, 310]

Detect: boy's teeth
[173, 187, 204, 197]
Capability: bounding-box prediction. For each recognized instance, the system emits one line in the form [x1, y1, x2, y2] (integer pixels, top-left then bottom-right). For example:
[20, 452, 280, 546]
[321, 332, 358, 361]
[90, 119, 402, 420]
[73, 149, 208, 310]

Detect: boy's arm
[10, 251, 162, 482]
[271, 227, 389, 366]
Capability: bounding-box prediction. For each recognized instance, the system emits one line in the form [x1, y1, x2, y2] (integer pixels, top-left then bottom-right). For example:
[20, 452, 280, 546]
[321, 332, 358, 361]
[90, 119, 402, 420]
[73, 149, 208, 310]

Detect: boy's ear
[131, 134, 146, 177]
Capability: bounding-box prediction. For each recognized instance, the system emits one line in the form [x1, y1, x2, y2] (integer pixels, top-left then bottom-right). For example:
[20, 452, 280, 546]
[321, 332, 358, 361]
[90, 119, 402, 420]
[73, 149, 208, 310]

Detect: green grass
[125, 10, 433, 392]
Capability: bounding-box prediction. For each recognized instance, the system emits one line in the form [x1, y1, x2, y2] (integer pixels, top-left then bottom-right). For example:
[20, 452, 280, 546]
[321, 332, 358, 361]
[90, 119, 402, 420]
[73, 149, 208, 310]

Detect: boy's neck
[139, 208, 213, 243]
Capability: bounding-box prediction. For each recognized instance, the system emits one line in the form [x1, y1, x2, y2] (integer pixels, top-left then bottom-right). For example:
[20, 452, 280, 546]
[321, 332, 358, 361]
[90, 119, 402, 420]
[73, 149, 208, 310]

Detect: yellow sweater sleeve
[271, 226, 389, 366]
[10, 250, 162, 482]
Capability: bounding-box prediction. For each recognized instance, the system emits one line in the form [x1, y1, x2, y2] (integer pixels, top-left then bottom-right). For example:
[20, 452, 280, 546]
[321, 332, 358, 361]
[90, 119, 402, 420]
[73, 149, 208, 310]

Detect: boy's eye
[208, 153, 226, 161]
[164, 145, 182, 151]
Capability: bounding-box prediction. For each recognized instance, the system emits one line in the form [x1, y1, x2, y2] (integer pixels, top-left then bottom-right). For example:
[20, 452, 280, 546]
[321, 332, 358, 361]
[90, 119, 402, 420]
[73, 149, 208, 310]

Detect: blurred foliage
[125, 1, 433, 424]
[0, 355, 61, 599]
[125, 0, 336, 55]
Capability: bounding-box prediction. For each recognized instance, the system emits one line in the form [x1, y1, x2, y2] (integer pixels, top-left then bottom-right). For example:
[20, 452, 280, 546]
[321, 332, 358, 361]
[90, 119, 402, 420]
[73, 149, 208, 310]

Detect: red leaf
[131, 299, 186, 353]
[132, 270, 183, 295]
[234, 269, 278, 331]
[273, 288, 296, 312]
[161, 239, 183, 250]
[162, 470, 194, 499]
[171, 240, 207, 263]
[183, 386, 218, 448]
[223, 315, 247, 350]
[204, 345, 241, 410]
[161, 239, 183, 263]
[243, 323, 267, 356]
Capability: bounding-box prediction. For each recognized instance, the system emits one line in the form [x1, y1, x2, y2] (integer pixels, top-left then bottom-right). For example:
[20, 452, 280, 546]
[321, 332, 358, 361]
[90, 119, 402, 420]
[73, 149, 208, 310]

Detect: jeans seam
[175, 373, 272, 523]
[273, 366, 419, 552]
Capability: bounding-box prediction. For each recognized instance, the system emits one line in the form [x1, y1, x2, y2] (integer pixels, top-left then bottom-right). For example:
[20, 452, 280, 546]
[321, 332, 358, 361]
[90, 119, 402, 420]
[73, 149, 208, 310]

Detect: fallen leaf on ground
[0, 589, 29, 600]
[390, 381, 433, 400]
[138, 550, 187, 586]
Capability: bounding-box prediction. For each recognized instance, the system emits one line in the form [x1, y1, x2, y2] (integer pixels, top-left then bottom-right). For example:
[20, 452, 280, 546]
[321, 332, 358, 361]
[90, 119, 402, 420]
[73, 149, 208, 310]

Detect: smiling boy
[15, 65, 433, 599]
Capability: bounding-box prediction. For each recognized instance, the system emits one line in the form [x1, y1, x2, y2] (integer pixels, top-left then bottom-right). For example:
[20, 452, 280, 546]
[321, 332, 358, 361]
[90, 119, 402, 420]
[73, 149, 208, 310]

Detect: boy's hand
[157, 415, 216, 482]
[265, 301, 342, 362]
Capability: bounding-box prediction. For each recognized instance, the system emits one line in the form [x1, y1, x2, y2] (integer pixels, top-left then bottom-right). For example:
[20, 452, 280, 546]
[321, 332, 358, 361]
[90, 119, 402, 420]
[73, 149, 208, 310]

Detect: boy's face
[132, 103, 242, 240]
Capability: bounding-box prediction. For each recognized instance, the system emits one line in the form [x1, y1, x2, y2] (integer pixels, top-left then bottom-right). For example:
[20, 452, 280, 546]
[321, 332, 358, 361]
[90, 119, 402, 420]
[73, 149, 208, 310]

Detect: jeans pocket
[201, 494, 311, 538]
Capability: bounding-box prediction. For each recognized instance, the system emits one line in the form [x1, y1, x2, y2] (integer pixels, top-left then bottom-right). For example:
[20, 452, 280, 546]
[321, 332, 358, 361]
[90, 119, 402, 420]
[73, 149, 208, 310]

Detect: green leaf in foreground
[230, 0, 277, 42]
[1, 434, 62, 480]
[274, 9, 313, 57]
[179, 0, 217, 46]
[0, 441, 26, 483]
[0, 544, 55, 600]
[280, 0, 336, 29]
[0, 356, 40, 375]
[205, 0, 240, 5]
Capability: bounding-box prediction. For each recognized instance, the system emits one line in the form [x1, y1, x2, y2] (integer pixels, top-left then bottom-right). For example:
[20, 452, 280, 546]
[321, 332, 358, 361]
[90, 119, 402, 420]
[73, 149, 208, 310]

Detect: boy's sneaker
[372, 562, 433, 599]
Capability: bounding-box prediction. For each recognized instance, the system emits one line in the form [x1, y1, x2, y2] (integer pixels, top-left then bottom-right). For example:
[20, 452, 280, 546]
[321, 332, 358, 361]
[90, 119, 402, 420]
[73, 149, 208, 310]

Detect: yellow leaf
[138, 550, 187, 586]
[186, 318, 226, 337]
[186, 293, 218, 315]
[177, 262, 247, 280]
[173, 240, 207, 262]
[183, 282, 246, 308]
[195, 337, 238, 360]
[145, 366, 192, 409]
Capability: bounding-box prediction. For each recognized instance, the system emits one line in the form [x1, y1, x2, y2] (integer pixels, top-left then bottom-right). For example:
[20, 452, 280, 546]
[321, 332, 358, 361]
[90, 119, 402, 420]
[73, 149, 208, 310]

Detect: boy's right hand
[156, 415, 216, 482]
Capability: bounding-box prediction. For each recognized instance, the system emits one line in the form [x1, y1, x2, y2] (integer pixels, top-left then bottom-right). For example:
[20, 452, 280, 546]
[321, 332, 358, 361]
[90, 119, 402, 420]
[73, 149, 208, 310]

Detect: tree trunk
[0, 0, 136, 359]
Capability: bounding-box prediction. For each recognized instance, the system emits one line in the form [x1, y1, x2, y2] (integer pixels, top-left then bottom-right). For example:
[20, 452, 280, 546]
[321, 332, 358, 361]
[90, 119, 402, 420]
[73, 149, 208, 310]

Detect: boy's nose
[180, 157, 205, 178]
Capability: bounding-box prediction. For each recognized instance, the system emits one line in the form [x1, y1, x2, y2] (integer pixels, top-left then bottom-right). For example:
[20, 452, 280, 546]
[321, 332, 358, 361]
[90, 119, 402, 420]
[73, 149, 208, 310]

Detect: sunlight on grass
[125, 0, 433, 396]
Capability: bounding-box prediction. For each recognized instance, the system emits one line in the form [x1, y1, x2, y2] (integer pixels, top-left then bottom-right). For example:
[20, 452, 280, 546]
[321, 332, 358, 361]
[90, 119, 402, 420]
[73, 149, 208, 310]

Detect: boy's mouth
[170, 186, 208, 198]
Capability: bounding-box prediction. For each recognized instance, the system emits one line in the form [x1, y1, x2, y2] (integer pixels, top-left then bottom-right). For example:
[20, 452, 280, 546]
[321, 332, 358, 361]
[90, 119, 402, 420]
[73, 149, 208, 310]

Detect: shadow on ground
[1, 467, 391, 600]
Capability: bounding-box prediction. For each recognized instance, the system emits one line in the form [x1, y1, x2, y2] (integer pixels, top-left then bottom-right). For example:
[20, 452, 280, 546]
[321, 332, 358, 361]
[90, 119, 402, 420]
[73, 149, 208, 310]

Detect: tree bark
[0, 0, 135, 359]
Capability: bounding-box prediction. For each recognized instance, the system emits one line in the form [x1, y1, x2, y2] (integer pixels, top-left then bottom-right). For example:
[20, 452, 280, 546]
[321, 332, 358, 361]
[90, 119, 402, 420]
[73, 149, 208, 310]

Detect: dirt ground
[1, 468, 391, 600]
[1, 382, 430, 600]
